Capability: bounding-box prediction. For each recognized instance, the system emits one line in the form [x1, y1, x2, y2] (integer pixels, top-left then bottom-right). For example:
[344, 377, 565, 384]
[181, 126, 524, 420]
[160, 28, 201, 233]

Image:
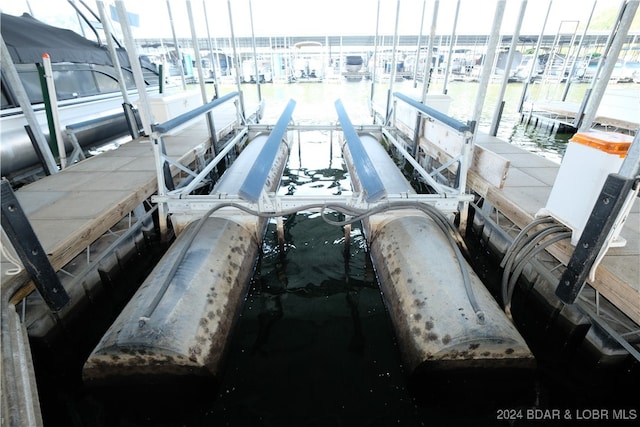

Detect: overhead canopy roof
[1, 12, 129, 67]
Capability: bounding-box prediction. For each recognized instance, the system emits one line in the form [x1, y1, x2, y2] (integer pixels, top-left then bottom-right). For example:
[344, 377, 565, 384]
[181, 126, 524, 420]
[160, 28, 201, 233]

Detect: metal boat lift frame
[149, 92, 476, 239]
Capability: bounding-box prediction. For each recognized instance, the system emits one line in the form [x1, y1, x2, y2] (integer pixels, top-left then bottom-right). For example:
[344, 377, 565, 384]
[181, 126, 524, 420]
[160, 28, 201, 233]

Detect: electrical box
[537, 130, 632, 246]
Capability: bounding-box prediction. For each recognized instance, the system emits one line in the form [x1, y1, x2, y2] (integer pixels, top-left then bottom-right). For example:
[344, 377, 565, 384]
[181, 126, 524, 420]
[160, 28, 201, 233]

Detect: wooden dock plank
[474, 133, 639, 325]
[2, 114, 234, 288]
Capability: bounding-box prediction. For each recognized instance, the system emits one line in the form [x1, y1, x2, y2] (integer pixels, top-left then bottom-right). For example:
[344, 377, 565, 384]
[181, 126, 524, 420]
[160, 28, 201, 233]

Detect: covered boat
[1, 9, 159, 182]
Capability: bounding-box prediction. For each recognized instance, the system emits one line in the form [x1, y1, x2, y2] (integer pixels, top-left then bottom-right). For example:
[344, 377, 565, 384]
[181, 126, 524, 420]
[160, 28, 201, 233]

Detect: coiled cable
[500, 217, 571, 321]
[141, 200, 482, 324]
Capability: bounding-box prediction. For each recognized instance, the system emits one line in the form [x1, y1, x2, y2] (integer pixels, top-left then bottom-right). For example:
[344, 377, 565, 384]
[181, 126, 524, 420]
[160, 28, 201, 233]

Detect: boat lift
[86, 87, 537, 383]
[150, 93, 475, 240]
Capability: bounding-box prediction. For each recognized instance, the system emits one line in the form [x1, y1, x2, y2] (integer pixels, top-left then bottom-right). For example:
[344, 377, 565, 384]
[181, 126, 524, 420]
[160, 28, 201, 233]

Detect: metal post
[470, 0, 506, 129]
[96, 0, 139, 138]
[385, 0, 402, 123]
[517, 0, 552, 113]
[203, 0, 220, 99]
[557, 21, 580, 90]
[227, 0, 246, 119]
[115, 1, 169, 239]
[186, 0, 209, 102]
[421, 0, 439, 103]
[562, 1, 596, 102]
[166, 0, 187, 91]
[115, 0, 154, 136]
[186, 0, 218, 147]
[97, 0, 132, 101]
[370, 0, 381, 106]
[489, 0, 528, 137]
[249, 0, 262, 101]
[412, 0, 427, 87]
[0, 36, 58, 175]
[442, 0, 461, 95]
[579, 0, 638, 131]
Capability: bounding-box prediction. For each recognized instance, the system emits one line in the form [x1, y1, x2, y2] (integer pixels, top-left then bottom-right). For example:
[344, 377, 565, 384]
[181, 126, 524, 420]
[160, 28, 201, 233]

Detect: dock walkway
[1, 103, 239, 294]
[522, 86, 640, 134]
[473, 133, 639, 325]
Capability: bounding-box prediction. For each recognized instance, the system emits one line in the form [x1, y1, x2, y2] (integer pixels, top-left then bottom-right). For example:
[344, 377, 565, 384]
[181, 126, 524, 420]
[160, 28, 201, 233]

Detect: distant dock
[521, 86, 640, 134]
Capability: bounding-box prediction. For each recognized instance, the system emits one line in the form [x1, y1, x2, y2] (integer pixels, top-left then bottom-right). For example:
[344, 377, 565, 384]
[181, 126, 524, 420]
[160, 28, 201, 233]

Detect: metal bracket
[1, 179, 69, 311]
[556, 173, 637, 304]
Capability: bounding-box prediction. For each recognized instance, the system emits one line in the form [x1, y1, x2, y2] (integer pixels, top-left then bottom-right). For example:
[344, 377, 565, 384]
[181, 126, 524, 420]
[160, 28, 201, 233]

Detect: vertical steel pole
[385, 0, 402, 122]
[115, 1, 170, 240]
[166, 0, 187, 90]
[489, 0, 528, 137]
[186, 0, 218, 147]
[470, 0, 506, 129]
[421, 0, 439, 103]
[96, 0, 139, 138]
[187, 0, 209, 102]
[412, 0, 427, 87]
[203, 0, 220, 98]
[249, 0, 262, 101]
[442, 0, 461, 95]
[579, 0, 639, 131]
[517, 0, 552, 113]
[115, 0, 154, 135]
[370, 0, 381, 107]
[561, 1, 596, 101]
[227, 0, 246, 119]
[97, 0, 131, 103]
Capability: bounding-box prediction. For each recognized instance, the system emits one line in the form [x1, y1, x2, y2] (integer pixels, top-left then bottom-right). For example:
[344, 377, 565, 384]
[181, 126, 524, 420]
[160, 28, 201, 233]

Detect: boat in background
[1, 6, 159, 186]
[290, 41, 325, 82]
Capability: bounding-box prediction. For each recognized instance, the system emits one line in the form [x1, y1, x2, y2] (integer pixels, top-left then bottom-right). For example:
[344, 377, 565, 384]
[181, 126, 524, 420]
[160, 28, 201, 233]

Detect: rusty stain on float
[341, 131, 534, 375]
[83, 133, 291, 383]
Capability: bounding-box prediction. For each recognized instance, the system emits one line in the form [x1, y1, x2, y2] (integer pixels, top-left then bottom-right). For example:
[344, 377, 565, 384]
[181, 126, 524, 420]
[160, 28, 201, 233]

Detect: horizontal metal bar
[239, 99, 296, 202]
[152, 91, 238, 135]
[394, 91, 470, 133]
[335, 99, 386, 203]
[158, 192, 473, 215]
[247, 124, 384, 133]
